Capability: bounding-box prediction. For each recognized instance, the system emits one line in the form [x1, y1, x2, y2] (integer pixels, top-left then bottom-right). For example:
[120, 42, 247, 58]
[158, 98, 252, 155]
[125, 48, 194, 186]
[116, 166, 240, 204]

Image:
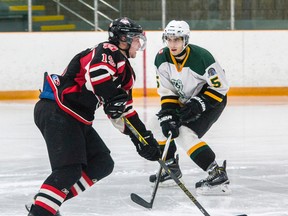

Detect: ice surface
[0, 97, 288, 216]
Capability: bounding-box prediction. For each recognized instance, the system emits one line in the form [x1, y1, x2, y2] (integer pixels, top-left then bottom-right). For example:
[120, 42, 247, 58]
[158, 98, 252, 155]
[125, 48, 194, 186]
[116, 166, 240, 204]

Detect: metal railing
[27, 0, 120, 31]
[23, 0, 252, 32]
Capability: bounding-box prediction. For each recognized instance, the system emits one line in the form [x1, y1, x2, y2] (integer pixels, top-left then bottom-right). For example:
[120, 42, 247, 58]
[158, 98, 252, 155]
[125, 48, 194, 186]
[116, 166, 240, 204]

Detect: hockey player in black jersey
[149, 20, 230, 195]
[27, 17, 161, 216]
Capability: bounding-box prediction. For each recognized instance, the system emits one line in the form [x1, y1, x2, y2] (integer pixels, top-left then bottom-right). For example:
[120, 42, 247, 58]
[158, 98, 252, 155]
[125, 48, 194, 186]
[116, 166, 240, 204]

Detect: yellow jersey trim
[204, 91, 223, 102]
[169, 47, 191, 72]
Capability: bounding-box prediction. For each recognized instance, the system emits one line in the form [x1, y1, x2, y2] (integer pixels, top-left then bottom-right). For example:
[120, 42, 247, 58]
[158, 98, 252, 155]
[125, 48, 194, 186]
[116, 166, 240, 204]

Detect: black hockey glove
[157, 109, 180, 138]
[104, 89, 128, 119]
[131, 131, 161, 161]
[178, 96, 206, 124]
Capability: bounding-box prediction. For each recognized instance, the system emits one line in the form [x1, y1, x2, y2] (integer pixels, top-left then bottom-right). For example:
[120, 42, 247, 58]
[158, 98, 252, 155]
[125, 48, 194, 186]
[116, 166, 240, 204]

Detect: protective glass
[162, 35, 183, 46]
[126, 33, 147, 51]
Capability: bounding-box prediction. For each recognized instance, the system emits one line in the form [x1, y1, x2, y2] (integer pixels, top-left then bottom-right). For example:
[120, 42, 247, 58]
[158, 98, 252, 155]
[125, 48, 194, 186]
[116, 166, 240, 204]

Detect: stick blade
[130, 193, 152, 209]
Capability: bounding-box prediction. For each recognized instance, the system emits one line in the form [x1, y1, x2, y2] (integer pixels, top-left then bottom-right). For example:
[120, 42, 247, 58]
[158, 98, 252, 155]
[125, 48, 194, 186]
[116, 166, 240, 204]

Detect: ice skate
[196, 160, 231, 195]
[149, 154, 182, 186]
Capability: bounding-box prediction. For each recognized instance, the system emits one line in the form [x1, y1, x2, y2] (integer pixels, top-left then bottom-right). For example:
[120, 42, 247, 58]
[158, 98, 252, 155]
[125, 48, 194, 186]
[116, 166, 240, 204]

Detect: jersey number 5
[210, 76, 221, 88]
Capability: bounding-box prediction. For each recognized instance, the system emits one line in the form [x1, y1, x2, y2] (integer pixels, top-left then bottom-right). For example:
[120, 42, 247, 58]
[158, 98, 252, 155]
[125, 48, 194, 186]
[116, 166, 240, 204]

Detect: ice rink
[0, 97, 288, 216]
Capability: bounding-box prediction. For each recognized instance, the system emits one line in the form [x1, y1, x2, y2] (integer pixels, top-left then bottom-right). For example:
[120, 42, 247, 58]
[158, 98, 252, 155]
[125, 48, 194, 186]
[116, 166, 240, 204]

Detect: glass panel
[165, 0, 231, 30]
[234, 0, 288, 29]
[0, 0, 287, 32]
[0, 0, 29, 31]
[32, 0, 102, 32]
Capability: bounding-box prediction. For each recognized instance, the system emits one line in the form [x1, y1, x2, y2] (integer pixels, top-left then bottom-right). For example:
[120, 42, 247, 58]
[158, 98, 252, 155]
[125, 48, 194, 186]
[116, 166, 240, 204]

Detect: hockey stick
[123, 117, 247, 216]
[130, 130, 173, 208]
[122, 117, 210, 215]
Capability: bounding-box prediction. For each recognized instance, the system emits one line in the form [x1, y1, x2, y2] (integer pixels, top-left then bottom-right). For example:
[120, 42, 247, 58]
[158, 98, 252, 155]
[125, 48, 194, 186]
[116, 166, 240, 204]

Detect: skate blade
[25, 203, 33, 212]
[196, 183, 232, 196]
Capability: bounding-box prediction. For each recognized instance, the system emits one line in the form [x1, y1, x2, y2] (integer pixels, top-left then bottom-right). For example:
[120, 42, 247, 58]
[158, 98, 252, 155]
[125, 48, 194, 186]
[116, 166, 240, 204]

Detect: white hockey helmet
[163, 20, 190, 48]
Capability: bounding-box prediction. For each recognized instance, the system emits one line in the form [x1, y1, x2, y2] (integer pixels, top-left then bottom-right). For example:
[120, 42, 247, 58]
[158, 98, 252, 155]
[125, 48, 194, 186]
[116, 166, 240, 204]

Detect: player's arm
[178, 61, 229, 123]
[106, 88, 160, 161]
[201, 61, 229, 108]
[156, 67, 181, 138]
[88, 43, 125, 99]
[87, 43, 129, 118]
[125, 114, 161, 161]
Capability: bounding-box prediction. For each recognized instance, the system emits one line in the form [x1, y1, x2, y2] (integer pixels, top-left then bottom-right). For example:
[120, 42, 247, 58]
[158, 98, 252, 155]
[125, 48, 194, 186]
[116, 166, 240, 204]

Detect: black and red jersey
[45, 41, 141, 128]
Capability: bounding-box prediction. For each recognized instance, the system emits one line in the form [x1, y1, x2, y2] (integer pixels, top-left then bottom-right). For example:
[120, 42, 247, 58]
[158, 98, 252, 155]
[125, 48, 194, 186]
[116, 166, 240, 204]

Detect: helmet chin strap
[118, 43, 131, 58]
[173, 47, 187, 58]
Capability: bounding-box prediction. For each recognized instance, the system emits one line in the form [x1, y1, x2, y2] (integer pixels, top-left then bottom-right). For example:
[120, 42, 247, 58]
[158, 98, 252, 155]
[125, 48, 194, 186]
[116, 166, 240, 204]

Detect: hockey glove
[131, 131, 161, 161]
[104, 89, 128, 119]
[157, 109, 180, 138]
[178, 96, 206, 124]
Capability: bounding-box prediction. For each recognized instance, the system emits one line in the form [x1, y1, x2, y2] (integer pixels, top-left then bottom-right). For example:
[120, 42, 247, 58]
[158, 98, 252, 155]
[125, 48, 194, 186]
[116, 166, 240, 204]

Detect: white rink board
[1, 30, 288, 90]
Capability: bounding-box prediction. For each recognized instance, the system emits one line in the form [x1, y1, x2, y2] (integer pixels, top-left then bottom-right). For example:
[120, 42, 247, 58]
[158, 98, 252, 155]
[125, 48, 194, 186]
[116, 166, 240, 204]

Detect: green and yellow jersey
[155, 44, 229, 110]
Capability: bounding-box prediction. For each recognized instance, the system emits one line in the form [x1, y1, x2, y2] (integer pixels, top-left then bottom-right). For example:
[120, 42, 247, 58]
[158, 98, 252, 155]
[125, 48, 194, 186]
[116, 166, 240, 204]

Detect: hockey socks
[65, 171, 95, 200]
[32, 184, 67, 216]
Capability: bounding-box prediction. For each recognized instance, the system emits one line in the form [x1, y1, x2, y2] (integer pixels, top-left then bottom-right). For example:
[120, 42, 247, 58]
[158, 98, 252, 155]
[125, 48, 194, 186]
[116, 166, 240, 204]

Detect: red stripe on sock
[70, 186, 78, 196]
[41, 184, 66, 198]
[35, 200, 57, 215]
[81, 171, 94, 186]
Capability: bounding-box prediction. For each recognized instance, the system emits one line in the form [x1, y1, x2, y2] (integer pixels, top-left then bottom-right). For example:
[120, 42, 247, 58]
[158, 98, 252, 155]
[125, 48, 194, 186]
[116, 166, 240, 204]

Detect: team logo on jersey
[208, 68, 217, 77]
[171, 79, 186, 99]
[51, 74, 60, 86]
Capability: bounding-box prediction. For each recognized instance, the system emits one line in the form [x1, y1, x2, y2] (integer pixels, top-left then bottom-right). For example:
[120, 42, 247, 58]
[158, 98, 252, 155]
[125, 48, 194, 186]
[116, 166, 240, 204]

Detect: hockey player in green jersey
[149, 20, 230, 195]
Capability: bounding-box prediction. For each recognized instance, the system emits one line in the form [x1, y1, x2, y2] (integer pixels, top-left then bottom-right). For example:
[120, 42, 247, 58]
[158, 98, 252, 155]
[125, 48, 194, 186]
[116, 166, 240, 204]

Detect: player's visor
[126, 32, 147, 51]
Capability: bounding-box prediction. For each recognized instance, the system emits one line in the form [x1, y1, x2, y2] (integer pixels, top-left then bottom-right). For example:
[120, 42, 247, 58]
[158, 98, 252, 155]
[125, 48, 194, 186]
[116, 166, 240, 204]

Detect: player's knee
[104, 155, 114, 177]
[88, 153, 114, 181]
[99, 154, 114, 179]
[47, 164, 82, 189]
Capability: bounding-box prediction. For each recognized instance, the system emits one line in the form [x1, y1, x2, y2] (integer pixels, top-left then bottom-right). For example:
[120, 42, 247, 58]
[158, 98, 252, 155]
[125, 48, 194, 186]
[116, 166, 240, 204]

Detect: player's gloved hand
[104, 89, 128, 119]
[178, 96, 206, 124]
[157, 109, 180, 138]
[131, 131, 161, 161]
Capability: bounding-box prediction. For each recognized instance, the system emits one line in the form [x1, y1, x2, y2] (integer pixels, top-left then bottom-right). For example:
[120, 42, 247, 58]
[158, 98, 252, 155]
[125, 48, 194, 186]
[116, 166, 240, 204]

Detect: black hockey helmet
[108, 17, 146, 51]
